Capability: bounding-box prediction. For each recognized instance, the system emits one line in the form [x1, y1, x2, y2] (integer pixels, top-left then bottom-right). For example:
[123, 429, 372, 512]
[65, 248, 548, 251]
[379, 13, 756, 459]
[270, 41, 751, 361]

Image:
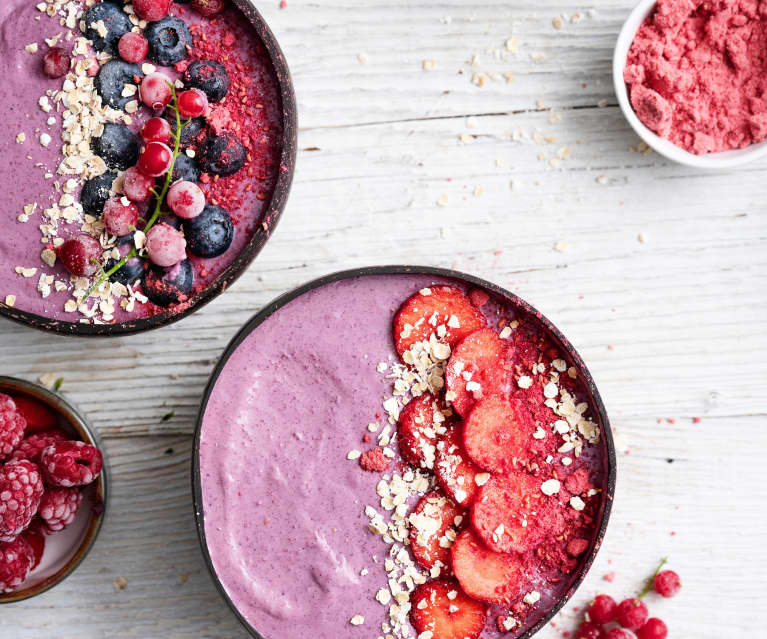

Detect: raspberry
[0, 537, 34, 593]
[587, 594, 618, 625]
[575, 622, 606, 639]
[11, 430, 67, 464]
[39, 441, 103, 488]
[0, 394, 26, 461]
[654, 569, 681, 597]
[42, 47, 70, 78]
[637, 619, 668, 639]
[38, 487, 83, 532]
[615, 598, 649, 631]
[21, 521, 45, 570]
[0, 460, 44, 542]
[605, 630, 637, 639]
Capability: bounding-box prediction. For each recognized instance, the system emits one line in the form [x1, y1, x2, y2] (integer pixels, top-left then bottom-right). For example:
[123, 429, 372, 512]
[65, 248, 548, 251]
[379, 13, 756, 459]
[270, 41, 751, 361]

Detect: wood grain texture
[1, 0, 766, 636]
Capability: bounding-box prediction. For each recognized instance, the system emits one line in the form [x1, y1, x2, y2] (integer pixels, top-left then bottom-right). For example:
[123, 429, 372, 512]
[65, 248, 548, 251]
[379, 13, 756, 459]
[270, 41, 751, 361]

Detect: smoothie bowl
[193, 266, 616, 639]
[0, 0, 296, 335]
[0, 376, 107, 602]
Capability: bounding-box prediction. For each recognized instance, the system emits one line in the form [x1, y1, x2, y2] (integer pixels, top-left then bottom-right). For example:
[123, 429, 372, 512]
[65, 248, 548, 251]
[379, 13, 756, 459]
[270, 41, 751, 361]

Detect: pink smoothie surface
[624, 0, 767, 154]
[198, 273, 610, 639]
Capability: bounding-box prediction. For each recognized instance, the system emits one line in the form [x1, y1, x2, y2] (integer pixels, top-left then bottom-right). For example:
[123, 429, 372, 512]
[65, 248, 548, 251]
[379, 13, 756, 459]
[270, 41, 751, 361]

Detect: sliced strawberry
[410, 579, 489, 639]
[11, 395, 58, 433]
[393, 286, 486, 358]
[409, 492, 465, 574]
[463, 397, 533, 473]
[451, 528, 526, 605]
[435, 425, 483, 506]
[445, 328, 510, 416]
[471, 472, 543, 554]
[21, 521, 46, 570]
[398, 393, 446, 469]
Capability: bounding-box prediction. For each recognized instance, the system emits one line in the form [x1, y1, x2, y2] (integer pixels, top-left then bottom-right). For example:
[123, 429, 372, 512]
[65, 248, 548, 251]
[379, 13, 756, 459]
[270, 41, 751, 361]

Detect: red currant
[137, 141, 173, 177]
[605, 630, 637, 639]
[145, 224, 187, 267]
[141, 117, 172, 145]
[654, 570, 680, 598]
[122, 167, 155, 203]
[191, 0, 228, 18]
[615, 598, 648, 631]
[167, 180, 206, 219]
[140, 72, 173, 110]
[42, 47, 70, 78]
[575, 621, 605, 639]
[57, 234, 102, 277]
[177, 89, 209, 118]
[118, 32, 149, 64]
[637, 619, 668, 639]
[102, 197, 140, 237]
[587, 594, 617, 625]
[133, 0, 172, 21]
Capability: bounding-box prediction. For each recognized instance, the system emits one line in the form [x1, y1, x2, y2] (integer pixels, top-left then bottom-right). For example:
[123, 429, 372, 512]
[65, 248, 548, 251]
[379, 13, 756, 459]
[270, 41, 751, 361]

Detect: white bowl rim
[613, 0, 767, 169]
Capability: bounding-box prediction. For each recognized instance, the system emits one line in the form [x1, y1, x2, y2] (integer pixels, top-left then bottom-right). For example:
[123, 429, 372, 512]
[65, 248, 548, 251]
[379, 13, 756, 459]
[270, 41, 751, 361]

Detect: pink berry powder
[624, 0, 767, 155]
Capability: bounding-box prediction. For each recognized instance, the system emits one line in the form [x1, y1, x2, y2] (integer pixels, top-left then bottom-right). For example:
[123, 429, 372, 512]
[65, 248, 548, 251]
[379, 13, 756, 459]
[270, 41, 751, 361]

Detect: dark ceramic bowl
[192, 266, 617, 639]
[0, 0, 296, 337]
[0, 376, 107, 603]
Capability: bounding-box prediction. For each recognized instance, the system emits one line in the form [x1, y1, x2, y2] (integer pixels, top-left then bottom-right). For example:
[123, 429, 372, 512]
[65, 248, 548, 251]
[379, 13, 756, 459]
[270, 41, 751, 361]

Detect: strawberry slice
[435, 425, 483, 506]
[11, 395, 58, 433]
[451, 528, 526, 605]
[463, 397, 533, 473]
[410, 579, 489, 639]
[445, 328, 510, 416]
[394, 286, 486, 358]
[409, 492, 465, 574]
[398, 393, 447, 469]
[470, 472, 543, 554]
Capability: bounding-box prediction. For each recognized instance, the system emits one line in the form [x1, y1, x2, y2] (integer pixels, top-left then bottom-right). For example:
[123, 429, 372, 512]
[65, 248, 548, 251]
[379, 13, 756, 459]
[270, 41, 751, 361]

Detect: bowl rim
[0, 0, 298, 337]
[0, 376, 108, 603]
[613, 0, 767, 169]
[191, 265, 618, 639]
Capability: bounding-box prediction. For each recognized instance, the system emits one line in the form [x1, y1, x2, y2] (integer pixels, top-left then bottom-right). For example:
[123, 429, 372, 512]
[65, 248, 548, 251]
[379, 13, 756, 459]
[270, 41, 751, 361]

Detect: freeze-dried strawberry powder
[624, 0, 767, 154]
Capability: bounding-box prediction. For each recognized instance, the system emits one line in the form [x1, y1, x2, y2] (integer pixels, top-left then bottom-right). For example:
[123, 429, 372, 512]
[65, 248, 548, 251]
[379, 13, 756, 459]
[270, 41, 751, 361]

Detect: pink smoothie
[198, 273, 610, 638]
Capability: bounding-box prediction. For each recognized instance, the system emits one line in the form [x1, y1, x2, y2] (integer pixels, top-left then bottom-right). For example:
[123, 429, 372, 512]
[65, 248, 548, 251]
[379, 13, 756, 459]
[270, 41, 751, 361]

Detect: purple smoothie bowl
[191, 266, 617, 639]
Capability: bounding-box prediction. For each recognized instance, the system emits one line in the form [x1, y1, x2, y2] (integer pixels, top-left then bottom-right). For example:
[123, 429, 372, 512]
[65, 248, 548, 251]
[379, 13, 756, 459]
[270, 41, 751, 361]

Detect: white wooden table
[2, 1, 766, 636]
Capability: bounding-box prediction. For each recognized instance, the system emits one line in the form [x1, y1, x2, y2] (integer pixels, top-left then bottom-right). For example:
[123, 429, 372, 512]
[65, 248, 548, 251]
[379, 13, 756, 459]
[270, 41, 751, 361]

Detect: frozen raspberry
[637, 619, 668, 639]
[21, 522, 45, 570]
[0, 460, 44, 541]
[103, 196, 140, 237]
[0, 394, 26, 461]
[615, 598, 649, 631]
[133, 0, 172, 22]
[39, 441, 103, 488]
[38, 487, 83, 533]
[654, 569, 681, 597]
[575, 622, 605, 639]
[0, 537, 34, 593]
[42, 47, 71, 78]
[359, 448, 390, 472]
[118, 32, 148, 63]
[587, 594, 617, 624]
[191, 0, 228, 17]
[11, 430, 67, 464]
[605, 630, 637, 639]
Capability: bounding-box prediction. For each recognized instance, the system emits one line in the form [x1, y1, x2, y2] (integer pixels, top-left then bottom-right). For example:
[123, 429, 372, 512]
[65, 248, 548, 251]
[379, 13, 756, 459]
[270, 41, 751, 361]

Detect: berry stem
[638, 557, 668, 599]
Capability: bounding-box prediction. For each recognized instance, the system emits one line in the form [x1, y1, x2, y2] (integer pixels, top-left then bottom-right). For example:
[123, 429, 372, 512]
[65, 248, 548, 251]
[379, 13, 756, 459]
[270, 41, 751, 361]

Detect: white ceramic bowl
[613, 0, 767, 169]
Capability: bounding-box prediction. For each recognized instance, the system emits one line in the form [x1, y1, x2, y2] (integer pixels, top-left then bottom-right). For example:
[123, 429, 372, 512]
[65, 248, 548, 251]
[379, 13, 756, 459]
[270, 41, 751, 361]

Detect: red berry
[463, 397, 532, 474]
[587, 594, 618, 625]
[167, 180, 206, 219]
[410, 580, 488, 639]
[57, 234, 102, 277]
[140, 72, 172, 110]
[133, 0, 172, 21]
[141, 117, 171, 145]
[118, 32, 149, 63]
[177, 88, 209, 118]
[0, 537, 34, 593]
[434, 424, 482, 506]
[358, 447, 390, 472]
[408, 492, 463, 573]
[103, 196, 140, 237]
[122, 166, 155, 203]
[137, 141, 173, 177]
[605, 630, 637, 639]
[85, 57, 100, 77]
[21, 522, 45, 570]
[11, 430, 67, 464]
[575, 622, 606, 639]
[654, 570, 681, 598]
[637, 619, 668, 639]
[615, 598, 649, 631]
[0, 394, 26, 462]
[0, 460, 44, 542]
[38, 487, 83, 533]
[9, 396, 57, 434]
[41, 47, 70, 78]
[39, 441, 103, 488]
[145, 223, 187, 267]
[191, 0, 228, 17]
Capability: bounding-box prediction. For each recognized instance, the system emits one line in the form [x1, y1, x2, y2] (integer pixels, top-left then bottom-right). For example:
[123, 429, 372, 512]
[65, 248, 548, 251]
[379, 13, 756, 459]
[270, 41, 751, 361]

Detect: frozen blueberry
[161, 214, 184, 230]
[201, 133, 246, 177]
[145, 17, 192, 66]
[104, 256, 148, 286]
[171, 153, 202, 183]
[95, 59, 143, 109]
[183, 205, 234, 258]
[142, 259, 194, 307]
[80, 171, 118, 216]
[91, 123, 140, 171]
[166, 115, 206, 147]
[83, 2, 132, 54]
[183, 60, 230, 103]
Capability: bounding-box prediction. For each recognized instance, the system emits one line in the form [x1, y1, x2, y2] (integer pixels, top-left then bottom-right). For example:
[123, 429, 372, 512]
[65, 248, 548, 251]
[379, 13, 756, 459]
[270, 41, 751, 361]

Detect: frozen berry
[137, 141, 173, 177]
[56, 234, 102, 277]
[38, 487, 83, 533]
[104, 256, 148, 286]
[91, 122, 140, 171]
[183, 59, 230, 102]
[140, 72, 173, 110]
[654, 570, 681, 598]
[183, 204, 234, 257]
[605, 630, 637, 639]
[587, 594, 618, 625]
[118, 32, 149, 63]
[83, 2, 132, 54]
[201, 132, 246, 176]
[39, 441, 103, 488]
[133, 0, 172, 21]
[0, 460, 44, 542]
[85, 57, 100, 76]
[21, 523, 45, 570]
[0, 395, 26, 462]
[167, 180, 205, 219]
[615, 598, 649, 631]
[141, 117, 171, 145]
[9, 397, 56, 434]
[145, 17, 192, 66]
[171, 153, 202, 183]
[637, 619, 667, 639]
[80, 171, 117, 215]
[42, 47, 70, 78]
[575, 622, 605, 639]
[142, 259, 194, 306]
[122, 166, 155, 202]
[145, 223, 187, 267]
[167, 114, 206, 147]
[177, 88, 209, 118]
[103, 197, 140, 237]
[95, 60, 143, 110]
[11, 431, 67, 465]
[0, 537, 34, 593]
[191, 0, 228, 17]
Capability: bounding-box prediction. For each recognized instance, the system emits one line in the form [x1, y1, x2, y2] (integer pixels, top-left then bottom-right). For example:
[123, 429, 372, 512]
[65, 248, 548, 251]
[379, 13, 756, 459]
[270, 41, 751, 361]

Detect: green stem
[638, 557, 668, 599]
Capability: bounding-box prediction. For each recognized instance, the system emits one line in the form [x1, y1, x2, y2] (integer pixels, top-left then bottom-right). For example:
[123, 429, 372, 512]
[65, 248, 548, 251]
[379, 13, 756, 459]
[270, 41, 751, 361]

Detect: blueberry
[183, 60, 230, 103]
[142, 259, 194, 306]
[83, 2, 132, 54]
[161, 214, 184, 230]
[166, 115, 206, 147]
[104, 256, 148, 286]
[145, 17, 192, 67]
[91, 123, 140, 171]
[95, 60, 143, 110]
[201, 133, 246, 177]
[171, 153, 202, 182]
[80, 171, 118, 216]
[183, 205, 234, 258]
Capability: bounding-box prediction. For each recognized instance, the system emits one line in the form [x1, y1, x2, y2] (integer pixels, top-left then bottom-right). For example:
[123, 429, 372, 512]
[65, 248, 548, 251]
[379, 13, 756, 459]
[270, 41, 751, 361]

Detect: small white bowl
[613, 0, 767, 169]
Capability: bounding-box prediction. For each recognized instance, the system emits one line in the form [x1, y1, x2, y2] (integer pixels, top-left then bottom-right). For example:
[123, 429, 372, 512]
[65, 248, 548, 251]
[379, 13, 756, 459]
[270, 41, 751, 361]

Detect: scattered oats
[598, 99, 609, 108]
[517, 375, 533, 389]
[533, 426, 547, 440]
[638, 232, 648, 243]
[15, 266, 37, 278]
[349, 615, 365, 626]
[436, 194, 449, 207]
[38, 372, 58, 389]
[499, 326, 512, 339]
[543, 382, 559, 399]
[596, 175, 609, 185]
[4, 295, 15, 307]
[523, 590, 541, 605]
[347, 450, 362, 461]
[25, 42, 39, 54]
[41, 248, 56, 267]
[473, 185, 484, 197]
[459, 133, 473, 145]
[376, 588, 392, 605]
[40, 133, 52, 148]
[570, 496, 586, 511]
[16, 132, 26, 144]
[112, 576, 128, 591]
[185, 148, 196, 158]
[357, 53, 369, 64]
[554, 240, 568, 253]
[475, 473, 491, 486]
[540, 479, 561, 496]
[552, 16, 563, 29]
[552, 359, 567, 372]
[562, 457, 573, 466]
[64, 299, 78, 313]
[505, 36, 519, 53]
[422, 59, 435, 71]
